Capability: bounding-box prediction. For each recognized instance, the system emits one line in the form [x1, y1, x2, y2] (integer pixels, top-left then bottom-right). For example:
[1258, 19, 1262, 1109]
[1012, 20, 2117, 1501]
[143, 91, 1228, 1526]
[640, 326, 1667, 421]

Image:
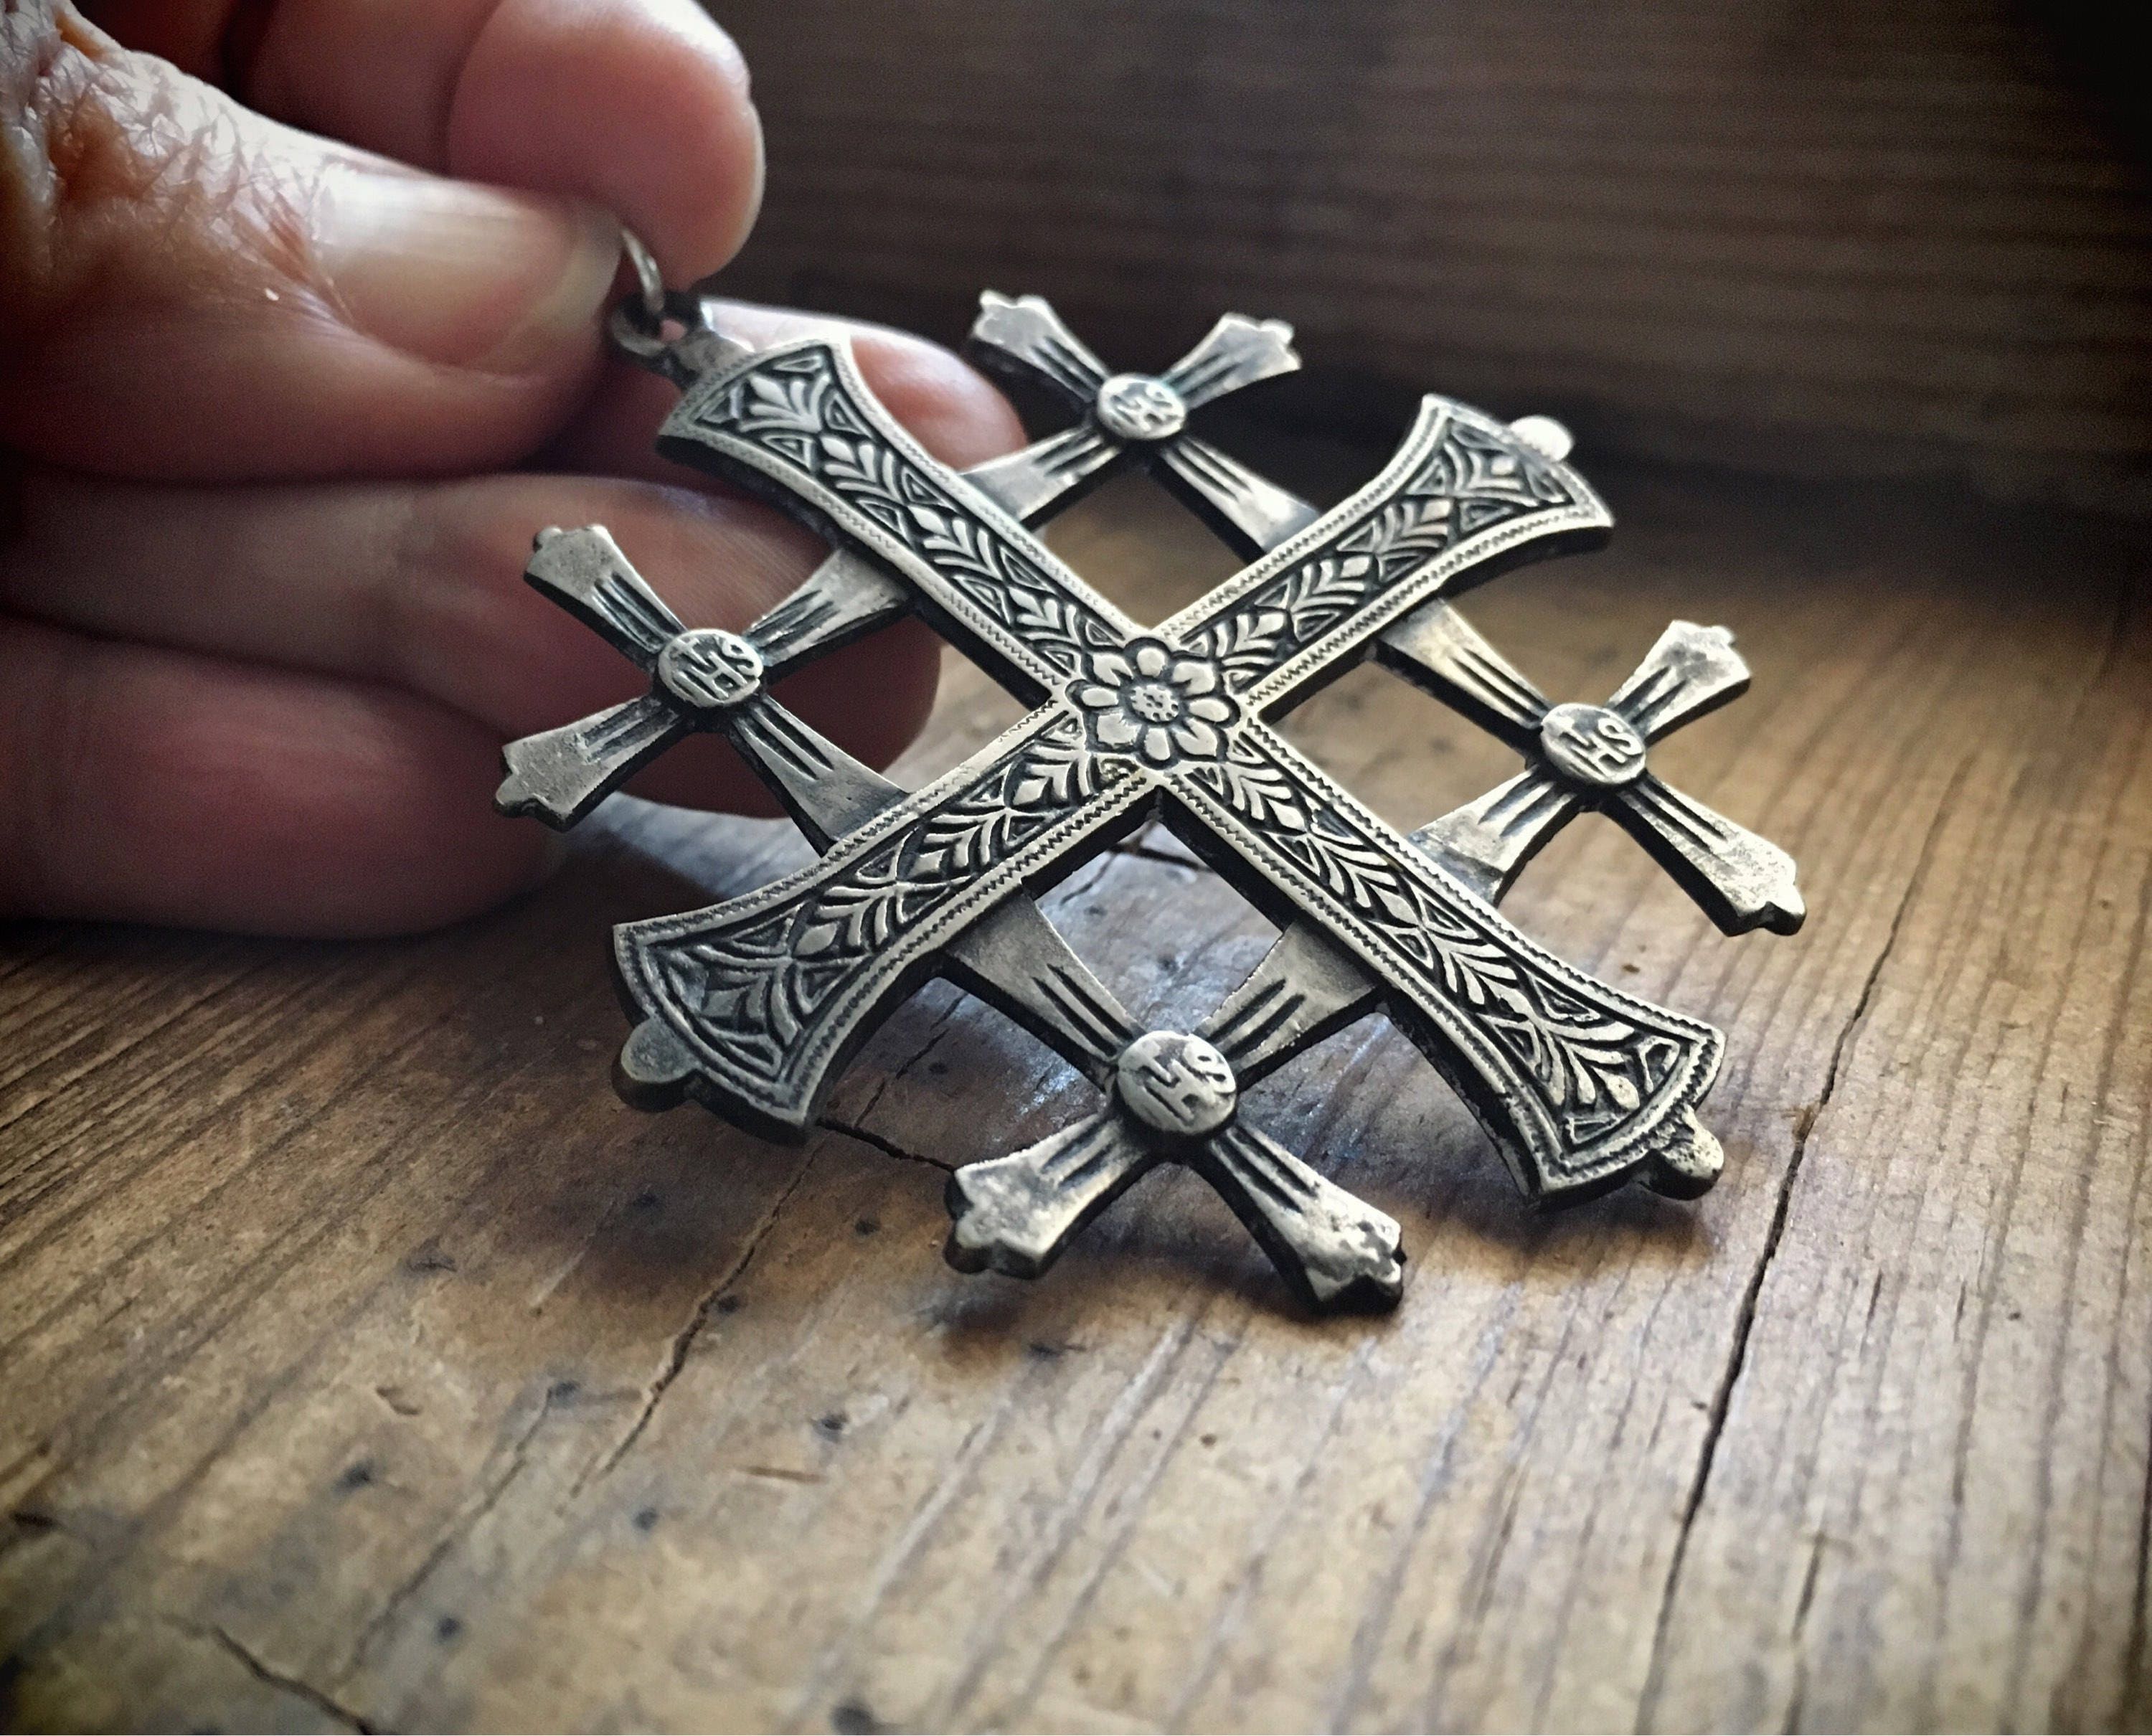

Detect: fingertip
[445, 0, 765, 283]
[847, 327, 1029, 470]
[677, 303, 1027, 470]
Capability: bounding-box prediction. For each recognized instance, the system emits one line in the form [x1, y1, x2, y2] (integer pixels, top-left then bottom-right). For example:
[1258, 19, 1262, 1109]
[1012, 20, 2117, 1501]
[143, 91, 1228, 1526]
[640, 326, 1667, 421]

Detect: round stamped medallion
[1115, 1030, 1238, 1139]
[1093, 374, 1188, 443]
[657, 628, 764, 712]
[1538, 702, 1647, 789]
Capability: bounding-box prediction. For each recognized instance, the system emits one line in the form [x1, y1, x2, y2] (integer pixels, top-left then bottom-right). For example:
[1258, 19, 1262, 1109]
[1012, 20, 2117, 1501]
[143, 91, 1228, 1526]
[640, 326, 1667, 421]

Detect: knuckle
[1, 5, 311, 367]
[367, 483, 455, 695]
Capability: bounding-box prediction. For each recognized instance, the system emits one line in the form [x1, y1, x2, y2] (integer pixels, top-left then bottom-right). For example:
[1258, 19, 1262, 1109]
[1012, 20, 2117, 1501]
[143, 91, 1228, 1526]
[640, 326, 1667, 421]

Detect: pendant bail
[623, 227, 666, 323]
[605, 227, 750, 382]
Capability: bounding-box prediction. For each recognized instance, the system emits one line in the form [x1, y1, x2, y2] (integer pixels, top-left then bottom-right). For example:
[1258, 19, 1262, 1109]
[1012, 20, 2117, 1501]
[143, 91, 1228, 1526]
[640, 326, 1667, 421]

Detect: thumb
[1, 4, 621, 481]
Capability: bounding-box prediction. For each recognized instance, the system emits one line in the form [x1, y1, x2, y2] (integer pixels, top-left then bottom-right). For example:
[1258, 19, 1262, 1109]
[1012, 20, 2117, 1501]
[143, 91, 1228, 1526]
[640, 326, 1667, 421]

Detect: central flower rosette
[1071, 639, 1238, 767]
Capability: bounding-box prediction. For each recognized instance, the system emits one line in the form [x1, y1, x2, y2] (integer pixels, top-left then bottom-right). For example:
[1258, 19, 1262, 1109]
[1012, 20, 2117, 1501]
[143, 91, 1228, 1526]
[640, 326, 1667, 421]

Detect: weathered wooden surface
[716, 0, 2152, 515]
[1, 458, 2149, 1732]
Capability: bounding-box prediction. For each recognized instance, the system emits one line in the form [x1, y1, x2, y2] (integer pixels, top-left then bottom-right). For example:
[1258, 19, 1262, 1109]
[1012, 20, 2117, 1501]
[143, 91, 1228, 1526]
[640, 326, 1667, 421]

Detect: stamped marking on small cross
[1389, 605, 1806, 934]
[499, 288, 1804, 1313]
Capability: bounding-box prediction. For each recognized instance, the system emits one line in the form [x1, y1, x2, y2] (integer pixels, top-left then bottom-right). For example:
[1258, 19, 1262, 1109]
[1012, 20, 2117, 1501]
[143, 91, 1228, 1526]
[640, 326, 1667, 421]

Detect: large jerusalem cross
[499, 288, 1800, 1311]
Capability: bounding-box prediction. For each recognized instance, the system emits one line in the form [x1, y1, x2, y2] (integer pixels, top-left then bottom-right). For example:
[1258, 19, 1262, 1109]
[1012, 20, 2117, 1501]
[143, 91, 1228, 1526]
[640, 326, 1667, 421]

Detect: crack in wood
[820, 1119, 952, 1174]
[336, 1380, 570, 1687]
[1636, 750, 1971, 1730]
[176, 1620, 374, 1734]
[2106, 866, 2152, 1726]
[2128, 1355, 2152, 1724]
[1782, 1530, 1831, 1733]
[584, 1153, 821, 1489]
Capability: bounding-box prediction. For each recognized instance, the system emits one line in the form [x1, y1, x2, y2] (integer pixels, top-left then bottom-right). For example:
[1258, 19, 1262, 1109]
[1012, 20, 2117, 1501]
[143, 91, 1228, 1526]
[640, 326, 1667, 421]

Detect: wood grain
[710, 0, 2152, 516]
[1, 456, 2148, 1732]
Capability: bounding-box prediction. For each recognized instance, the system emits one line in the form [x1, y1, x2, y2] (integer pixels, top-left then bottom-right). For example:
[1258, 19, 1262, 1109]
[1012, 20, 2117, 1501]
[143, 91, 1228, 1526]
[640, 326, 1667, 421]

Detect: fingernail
[315, 166, 620, 374]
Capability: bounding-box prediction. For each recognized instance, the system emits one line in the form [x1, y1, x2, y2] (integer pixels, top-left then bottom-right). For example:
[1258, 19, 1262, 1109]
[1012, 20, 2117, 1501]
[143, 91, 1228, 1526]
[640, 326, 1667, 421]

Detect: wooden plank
[0, 460, 2147, 1730]
[709, 0, 2152, 514]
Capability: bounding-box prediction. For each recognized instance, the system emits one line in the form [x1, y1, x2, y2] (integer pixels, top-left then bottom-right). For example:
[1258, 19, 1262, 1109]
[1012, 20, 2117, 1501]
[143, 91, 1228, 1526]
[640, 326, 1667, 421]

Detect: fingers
[1, 301, 1019, 788]
[428, 0, 762, 282]
[0, 466, 945, 813]
[0, 283, 1021, 933]
[0, 614, 554, 935]
[0, 464, 945, 935]
[87, 0, 763, 281]
[3, 4, 629, 479]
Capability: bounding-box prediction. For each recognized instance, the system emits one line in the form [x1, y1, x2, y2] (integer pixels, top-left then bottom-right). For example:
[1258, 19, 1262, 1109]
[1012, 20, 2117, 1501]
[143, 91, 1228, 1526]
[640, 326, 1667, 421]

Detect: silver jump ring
[622, 227, 666, 322]
[605, 227, 747, 381]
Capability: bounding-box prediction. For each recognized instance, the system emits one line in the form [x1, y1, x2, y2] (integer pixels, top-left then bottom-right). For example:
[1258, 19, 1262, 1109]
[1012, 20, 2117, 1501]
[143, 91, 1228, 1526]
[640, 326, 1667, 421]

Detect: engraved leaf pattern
[701, 348, 1123, 679]
[1210, 738, 1307, 832]
[1185, 410, 1582, 684]
[651, 718, 1109, 1085]
[1189, 732, 1669, 1148]
[635, 363, 1706, 1180]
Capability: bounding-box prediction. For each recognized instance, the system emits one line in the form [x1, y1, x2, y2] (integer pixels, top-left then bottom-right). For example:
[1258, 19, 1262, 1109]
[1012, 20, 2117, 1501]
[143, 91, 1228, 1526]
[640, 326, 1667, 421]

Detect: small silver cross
[1392, 605, 1806, 935]
[963, 293, 1316, 552]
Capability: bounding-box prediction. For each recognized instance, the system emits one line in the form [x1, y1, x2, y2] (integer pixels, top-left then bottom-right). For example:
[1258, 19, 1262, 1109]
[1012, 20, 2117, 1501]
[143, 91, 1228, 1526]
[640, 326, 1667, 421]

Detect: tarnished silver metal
[499, 284, 1805, 1313]
[1389, 608, 1806, 934]
[1115, 1031, 1239, 1139]
[622, 227, 666, 323]
[963, 292, 1316, 552]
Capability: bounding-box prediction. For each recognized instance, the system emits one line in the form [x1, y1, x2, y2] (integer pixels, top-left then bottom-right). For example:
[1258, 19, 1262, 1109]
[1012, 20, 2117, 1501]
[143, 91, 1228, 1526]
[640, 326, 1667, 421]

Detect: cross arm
[612, 710, 1151, 1138]
[1160, 313, 1301, 412]
[1153, 438, 1324, 562]
[1163, 396, 1611, 714]
[1179, 763, 1587, 1098]
[966, 296, 1313, 557]
[1610, 777, 1805, 935]
[958, 426, 1124, 526]
[494, 527, 911, 831]
[1606, 621, 1750, 741]
[966, 291, 1110, 409]
[495, 529, 695, 826]
[1409, 770, 1580, 907]
[1373, 605, 1801, 930]
[1376, 598, 1550, 750]
[943, 1108, 1402, 1312]
[658, 336, 1139, 704]
[519, 524, 685, 666]
[1167, 723, 1725, 1199]
[1196, 919, 1379, 1085]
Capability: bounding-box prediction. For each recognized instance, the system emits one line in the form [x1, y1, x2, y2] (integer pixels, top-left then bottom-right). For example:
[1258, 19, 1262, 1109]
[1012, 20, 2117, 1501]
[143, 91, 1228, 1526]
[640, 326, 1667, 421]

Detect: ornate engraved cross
[500, 288, 1802, 1311]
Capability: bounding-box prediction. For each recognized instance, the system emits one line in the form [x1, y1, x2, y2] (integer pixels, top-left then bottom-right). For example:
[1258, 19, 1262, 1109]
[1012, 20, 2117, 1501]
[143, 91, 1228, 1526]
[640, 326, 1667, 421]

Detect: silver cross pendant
[497, 282, 1805, 1313]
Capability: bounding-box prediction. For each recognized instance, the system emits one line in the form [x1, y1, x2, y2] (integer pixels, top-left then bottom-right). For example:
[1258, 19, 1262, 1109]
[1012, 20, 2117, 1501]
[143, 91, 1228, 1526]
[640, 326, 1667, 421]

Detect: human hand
[0, 0, 1021, 935]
